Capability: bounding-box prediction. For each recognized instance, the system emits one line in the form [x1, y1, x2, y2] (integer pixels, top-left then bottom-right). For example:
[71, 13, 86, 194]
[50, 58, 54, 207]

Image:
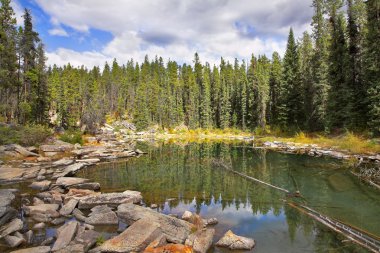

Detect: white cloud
[35, 0, 313, 67]
[10, 0, 24, 26]
[48, 27, 69, 37]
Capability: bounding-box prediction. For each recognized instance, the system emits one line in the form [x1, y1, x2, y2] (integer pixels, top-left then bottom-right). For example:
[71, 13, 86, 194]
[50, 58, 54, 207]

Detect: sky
[11, 0, 314, 68]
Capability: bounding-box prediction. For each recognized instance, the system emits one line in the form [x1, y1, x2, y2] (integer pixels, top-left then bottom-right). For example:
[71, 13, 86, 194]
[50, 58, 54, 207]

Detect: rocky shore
[0, 133, 255, 253]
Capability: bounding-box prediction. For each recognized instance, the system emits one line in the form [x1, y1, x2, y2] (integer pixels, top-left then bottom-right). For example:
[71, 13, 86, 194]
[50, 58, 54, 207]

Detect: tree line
[0, 0, 379, 134]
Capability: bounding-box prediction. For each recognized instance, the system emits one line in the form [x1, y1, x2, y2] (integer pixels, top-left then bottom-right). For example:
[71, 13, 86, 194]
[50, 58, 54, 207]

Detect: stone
[41, 236, 55, 246]
[78, 190, 142, 209]
[144, 244, 193, 253]
[99, 218, 162, 253]
[33, 197, 45, 206]
[0, 189, 16, 208]
[185, 228, 214, 253]
[10, 246, 51, 253]
[4, 144, 39, 157]
[0, 207, 18, 226]
[0, 167, 26, 183]
[4, 234, 26, 247]
[72, 208, 86, 222]
[145, 234, 167, 249]
[0, 218, 23, 238]
[205, 218, 218, 225]
[29, 180, 51, 191]
[40, 141, 74, 153]
[52, 221, 79, 251]
[52, 163, 87, 178]
[55, 243, 84, 253]
[84, 205, 118, 225]
[74, 229, 101, 252]
[67, 182, 101, 191]
[51, 217, 67, 226]
[52, 158, 74, 168]
[60, 199, 78, 216]
[24, 230, 34, 244]
[181, 211, 193, 221]
[76, 158, 100, 164]
[56, 177, 90, 187]
[117, 203, 192, 244]
[23, 204, 60, 216]
[215, 230, 255, 250]
[32, 222, 46, 230]
[150, 204, 158, 209]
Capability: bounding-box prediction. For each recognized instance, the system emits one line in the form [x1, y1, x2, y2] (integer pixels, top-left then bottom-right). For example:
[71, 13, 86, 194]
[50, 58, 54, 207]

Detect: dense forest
[0, 0, 379, 135]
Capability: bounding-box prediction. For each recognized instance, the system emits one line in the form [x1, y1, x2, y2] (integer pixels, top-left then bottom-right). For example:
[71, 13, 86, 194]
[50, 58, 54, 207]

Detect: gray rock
[29, 180, 51, 191]
[84, 205, 118, 225]
[74, 229, 100, 252]
[41, 236, 55, 246]
[72, 208, 86, 222]
[67, 182, 100, 191]
[40, 141, 74, 153]
[181, 211, 193, 221]
[4, 234, 26, 247]
[60, 199, 78, 216]
[32, 222, 46, 230]
[52, 158, 74, 168]
[51, 217, 67, 226]
[55, 243, 84, 253]
[0, 207, 17, 226]
[78, 190, 142, 209]
[216, 230, 255, 250]
[206, 218, 218, 225]
[52, 163, 87, 178]
[24, 230, 34, 244]
[52, 221, 79, 251]
[55, 177, 89, 188]
[99, 218, 162, 253]
[4, 144, 39, 157]
[10, 246, 51, 253]
[150, 204, 158, 209]
[117, 203, 192, 244]
[33, 197, 45, 206]
[24, 204, 60, 216]
[0, 218, 23, 238]
[0, 189, 16, 208]
[185, 228, 215, 253]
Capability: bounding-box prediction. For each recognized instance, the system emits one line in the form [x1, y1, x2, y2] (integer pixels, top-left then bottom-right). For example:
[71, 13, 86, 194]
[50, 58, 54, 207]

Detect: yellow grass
[259, 132, 380, 155]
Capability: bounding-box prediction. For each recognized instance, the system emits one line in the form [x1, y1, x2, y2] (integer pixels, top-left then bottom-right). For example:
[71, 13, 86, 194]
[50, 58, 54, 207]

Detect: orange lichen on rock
[144, 244, 194, 253]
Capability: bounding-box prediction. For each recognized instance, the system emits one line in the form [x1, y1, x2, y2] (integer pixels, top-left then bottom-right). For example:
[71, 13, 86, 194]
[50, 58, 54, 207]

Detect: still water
[78, 142, 380, 253]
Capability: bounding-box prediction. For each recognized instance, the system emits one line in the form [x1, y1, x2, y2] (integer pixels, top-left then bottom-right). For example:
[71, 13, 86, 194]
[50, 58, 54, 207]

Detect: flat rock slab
[74, 229, 101, 251]
[185, 228, 215, 253]
[0, 167, 26, 182]
[0, 207, 17, 226]
[78, 190, 142, 209]
[40, 142, 74, 152]
[52, 158, 74, 168]
[29, 180, 51, 191]
[53, 163, 87, 178]
[24, 204, 59, 216]
[67, 182, 100, 191]
[59, 199, 78, 216]
[117, 203, 192, 244]
[99, 218, 162, 253]
[52, 221, 79, 251]
[56, 177, 89, 187]
[10, 246, 51, 253]
[0, 218, 23, 238]
[0, 189, 16, 207]
[216, 230, 255, 250]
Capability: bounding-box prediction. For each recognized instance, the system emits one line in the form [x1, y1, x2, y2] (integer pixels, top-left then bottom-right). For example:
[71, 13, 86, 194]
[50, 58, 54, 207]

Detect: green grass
[59, 129, 84, 145]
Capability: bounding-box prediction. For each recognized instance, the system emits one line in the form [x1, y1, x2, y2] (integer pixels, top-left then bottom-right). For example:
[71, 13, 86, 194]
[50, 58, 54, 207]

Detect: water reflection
[78, 142, 377, 253]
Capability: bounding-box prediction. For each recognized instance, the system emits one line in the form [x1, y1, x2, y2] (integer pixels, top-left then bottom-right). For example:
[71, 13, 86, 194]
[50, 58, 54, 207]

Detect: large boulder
[23, 204, 60, 222]
[215, 230, 255, 250]
[185, 228, 214, 253]
[52, 163, 87, 178]
[4, 234, 26, 247]
[40, 141, 74, 153]
[52, 158, 74, 168]
[78, 190, 142, 209]
[117, 203, 192, 244]
[99, 218, 162, 253]
[84, 205, 118, 225]
[0, 189, 17, 226]
[56, 177, 89, 187]
[52, 221, 79, 251]
[2, 144, 39, 157]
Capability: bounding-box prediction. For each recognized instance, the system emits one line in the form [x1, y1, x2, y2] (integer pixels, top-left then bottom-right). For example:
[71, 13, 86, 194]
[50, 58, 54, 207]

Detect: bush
[59, 129, 83, 145]
[0, 124, 51, 146]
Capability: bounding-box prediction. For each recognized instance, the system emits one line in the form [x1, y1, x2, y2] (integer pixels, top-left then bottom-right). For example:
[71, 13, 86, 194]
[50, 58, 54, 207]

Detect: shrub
[0, 124, 51, 146]
[59, 129, 83, 145]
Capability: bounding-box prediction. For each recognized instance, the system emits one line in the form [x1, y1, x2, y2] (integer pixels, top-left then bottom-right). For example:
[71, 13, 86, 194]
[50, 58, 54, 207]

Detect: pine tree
[365, 0, 380, 135]
[268, 52, 282, 126]
[282, 28, 303, 128]
[326, 0, 350, 129]
[0, 0, 18, 122]
[254, 55, 271, 129]
[33, 43, 48, 124]
[311, 0, 330, 131]
[200, 63, 211, 128]
[347, 0, 367, 129]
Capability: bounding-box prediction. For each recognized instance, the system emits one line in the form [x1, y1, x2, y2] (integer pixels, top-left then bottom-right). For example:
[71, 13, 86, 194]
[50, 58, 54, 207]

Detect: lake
[77, 141, 380, 253]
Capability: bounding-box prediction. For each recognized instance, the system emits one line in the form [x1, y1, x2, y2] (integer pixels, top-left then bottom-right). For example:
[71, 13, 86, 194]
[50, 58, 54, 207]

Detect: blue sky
[12, 0, 313, 68]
